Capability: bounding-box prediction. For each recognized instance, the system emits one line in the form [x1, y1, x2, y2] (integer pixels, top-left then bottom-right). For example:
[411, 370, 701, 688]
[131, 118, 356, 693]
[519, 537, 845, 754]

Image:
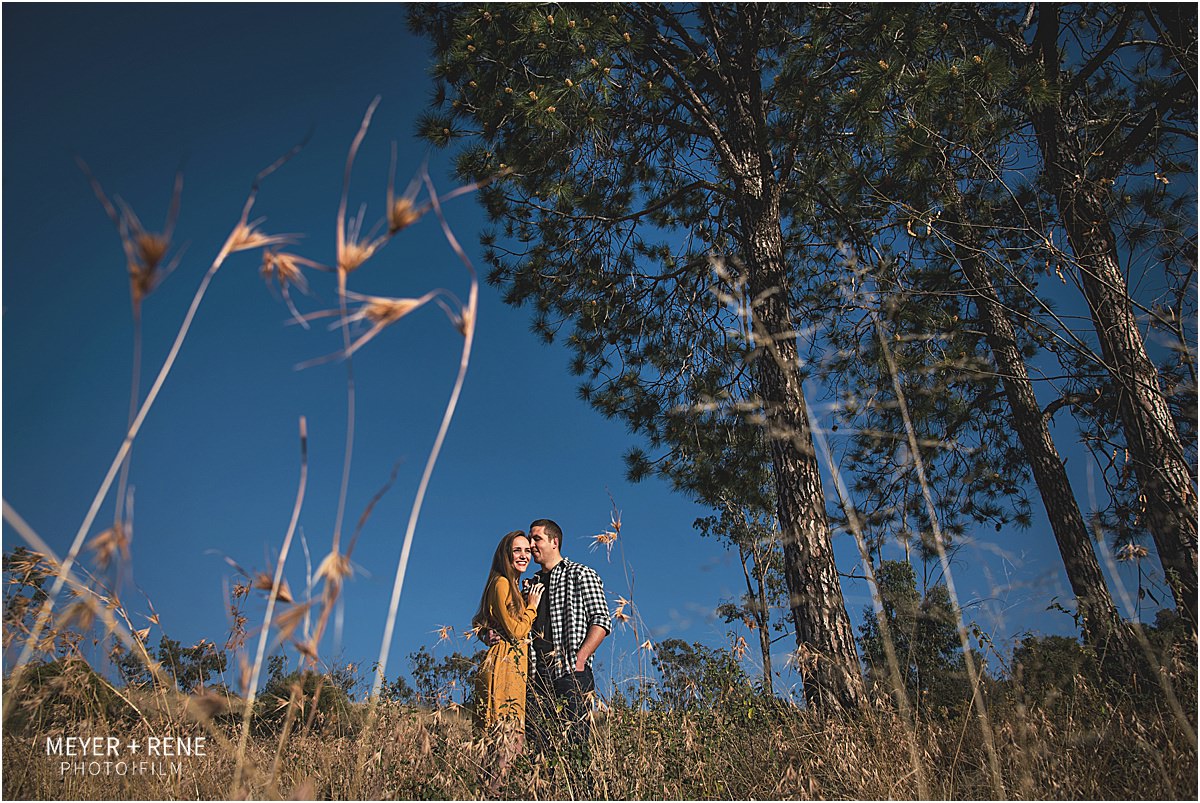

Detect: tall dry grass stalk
[328, 96, 381, 567]
[301, 100, 468, 690]
[801, 377, 932, 797]
[231, 416, 308, 794]
[5, 144, 303, 725]
[7, 106, 492, 796]
[78, 163, 186, 587]
[278, 99, 482, 691]
[863, 254, 1007, 798]
[592, 495, 662, 695]
[709, 257, 931, 798]
[365, 167, 479, 724]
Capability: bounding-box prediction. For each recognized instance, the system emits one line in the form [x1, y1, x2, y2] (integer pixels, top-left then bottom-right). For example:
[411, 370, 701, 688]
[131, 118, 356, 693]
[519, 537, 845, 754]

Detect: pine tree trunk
[943, 197, 1137, 664]
[739, 191, 866, 712]
[703, 6, 864, 711]
[1055, 182, 1197, 629]
[1028, 79, 1198, 630]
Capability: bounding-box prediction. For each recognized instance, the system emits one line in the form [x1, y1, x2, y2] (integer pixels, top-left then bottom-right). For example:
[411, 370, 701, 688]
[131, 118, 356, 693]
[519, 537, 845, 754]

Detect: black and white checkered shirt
[530, 558, 611, 680]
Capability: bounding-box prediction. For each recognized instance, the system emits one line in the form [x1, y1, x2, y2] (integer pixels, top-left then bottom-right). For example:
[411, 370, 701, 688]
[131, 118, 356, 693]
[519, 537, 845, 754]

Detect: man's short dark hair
[529, 518, 563, 549]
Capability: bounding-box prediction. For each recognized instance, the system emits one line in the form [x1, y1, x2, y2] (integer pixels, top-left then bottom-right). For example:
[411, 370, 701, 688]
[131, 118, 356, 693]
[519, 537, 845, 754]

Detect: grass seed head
[261, 251, 312, 291]
[316, 550, 353, 607]
[1116, 543, 1149, 562]
[446, 304, 473, 336]
[316, 550, 353, 582]
[252, 572, 294, 603]
[262, 250, 323, 326]
[230, 219, 295, 253]
[295, 291, 440, 367]
[88, 523, 130, 570]
[274, 601, 313, 643]
[295, 637, 319, 663]
[135, 232, 170, 271]
[339, 200, 389, 272]
[114, 191, 180, 304]
[6, 549, 52, 579]
[58, 601, 96, 634]
[590, 528, 618, 558]
[364, 297, 423, 325]
[338, 237, 385, 272]
[388, 197, 421, 234]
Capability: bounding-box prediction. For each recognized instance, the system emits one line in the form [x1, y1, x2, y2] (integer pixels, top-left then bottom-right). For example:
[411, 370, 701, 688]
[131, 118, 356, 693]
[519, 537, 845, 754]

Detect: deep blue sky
[2, 4, 1148, 699]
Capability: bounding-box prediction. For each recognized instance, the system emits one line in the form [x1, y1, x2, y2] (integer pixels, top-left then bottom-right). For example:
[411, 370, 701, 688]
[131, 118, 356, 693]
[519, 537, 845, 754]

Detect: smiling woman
[470, 529, 543, 793]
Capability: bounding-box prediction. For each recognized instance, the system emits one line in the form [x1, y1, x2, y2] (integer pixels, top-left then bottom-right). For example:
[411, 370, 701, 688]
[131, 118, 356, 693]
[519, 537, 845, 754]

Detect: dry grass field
[2, 650, 1196, 800]
[1, 695, 1194, 800]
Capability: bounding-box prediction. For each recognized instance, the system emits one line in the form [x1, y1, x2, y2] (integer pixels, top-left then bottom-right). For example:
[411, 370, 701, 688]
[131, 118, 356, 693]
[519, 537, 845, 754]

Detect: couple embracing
[472, 519, 612, 792]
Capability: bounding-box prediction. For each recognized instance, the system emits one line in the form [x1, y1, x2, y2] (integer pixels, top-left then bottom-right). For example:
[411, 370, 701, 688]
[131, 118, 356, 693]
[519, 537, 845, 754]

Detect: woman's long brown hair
[472, 530, 527, 636]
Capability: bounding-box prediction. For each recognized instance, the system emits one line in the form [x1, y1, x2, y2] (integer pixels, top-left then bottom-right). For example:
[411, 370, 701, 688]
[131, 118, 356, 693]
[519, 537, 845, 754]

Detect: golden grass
[3, 682, 1195, 801]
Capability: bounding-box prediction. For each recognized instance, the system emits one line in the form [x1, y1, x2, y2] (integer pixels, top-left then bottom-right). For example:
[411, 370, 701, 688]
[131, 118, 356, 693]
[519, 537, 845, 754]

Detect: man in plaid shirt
[525, 518, 611, 770]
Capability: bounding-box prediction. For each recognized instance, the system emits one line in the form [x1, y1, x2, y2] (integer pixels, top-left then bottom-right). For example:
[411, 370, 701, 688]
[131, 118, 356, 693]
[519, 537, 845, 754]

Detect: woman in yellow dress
[472, 530, 544, 792]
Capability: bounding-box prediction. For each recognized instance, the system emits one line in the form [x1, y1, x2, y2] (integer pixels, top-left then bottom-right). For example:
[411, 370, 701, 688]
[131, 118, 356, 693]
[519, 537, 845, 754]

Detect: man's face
[529, 525, 560, 567]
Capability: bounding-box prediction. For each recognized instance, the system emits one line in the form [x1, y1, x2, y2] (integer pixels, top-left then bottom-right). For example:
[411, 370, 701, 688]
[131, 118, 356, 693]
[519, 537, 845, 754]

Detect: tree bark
[740, 191, 866, 712]
[695, 5, 865, 712]
[943, 195, 1137, 665]
[1030, 7, 1198, 630]
[1054, 181, 1198, 629]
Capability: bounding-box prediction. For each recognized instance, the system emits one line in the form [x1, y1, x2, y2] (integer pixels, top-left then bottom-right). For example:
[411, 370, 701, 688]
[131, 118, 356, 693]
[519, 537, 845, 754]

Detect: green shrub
[4, 657, 136, 733]
[252, 661, 357, 736]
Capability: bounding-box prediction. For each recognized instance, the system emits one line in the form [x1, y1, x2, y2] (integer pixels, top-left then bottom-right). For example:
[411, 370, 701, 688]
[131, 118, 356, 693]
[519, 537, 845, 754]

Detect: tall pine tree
[820, 5, 1138, 663]
[409, 3, 868, 710]
[974, 4, 1197, 629]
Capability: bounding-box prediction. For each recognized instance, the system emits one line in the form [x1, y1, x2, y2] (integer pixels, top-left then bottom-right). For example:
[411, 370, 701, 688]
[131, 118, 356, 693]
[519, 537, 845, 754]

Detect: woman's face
[510, 536, 532, 574]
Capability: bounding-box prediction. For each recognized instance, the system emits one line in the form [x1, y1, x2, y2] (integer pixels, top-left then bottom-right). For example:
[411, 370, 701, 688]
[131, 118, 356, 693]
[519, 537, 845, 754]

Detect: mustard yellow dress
[476, 576, 538, 728]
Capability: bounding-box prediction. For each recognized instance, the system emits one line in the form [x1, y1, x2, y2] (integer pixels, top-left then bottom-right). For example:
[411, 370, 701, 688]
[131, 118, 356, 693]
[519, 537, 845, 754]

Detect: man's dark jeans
[526, 665, 595, 778]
